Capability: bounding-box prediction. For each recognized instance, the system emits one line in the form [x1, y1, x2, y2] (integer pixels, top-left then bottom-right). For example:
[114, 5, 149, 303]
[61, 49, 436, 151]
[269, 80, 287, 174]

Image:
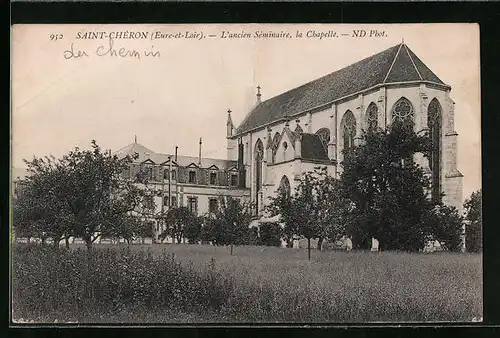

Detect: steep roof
[300, 134, 329, 162]
[114, 142, 237, 169]
[235, 43, 448, 136]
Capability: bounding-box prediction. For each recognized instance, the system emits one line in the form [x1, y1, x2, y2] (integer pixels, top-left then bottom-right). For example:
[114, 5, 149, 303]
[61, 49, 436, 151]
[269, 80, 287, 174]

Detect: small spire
[402, 37, 404, 44]
[256, 85, 262, 103]
[134, 135, 137, 144]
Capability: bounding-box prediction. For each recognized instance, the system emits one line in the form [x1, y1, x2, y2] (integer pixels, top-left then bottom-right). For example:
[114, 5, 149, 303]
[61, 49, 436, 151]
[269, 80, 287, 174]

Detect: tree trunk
[317, 237, 324, 251]
[307, 238, 311, 261]
[65, 236, 70, 249]
[230, 243, 233, 256]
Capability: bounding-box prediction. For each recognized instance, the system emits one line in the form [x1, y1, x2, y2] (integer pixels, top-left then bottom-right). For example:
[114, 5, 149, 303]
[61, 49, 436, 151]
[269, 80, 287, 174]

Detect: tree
[184, 216, 203, 244]
[464, 190, 482, 252]
[212, 196, 252, 255]
[13, 141, 146, 250]
[422, 204, 464, 252]
[267, 184, 299, 248]
[12, 155, 75, 248]
[293, 171, 323, 260]
[258, 222, 282, 247]
[162, 207, 196, 243]
[340, 121, 435, 251]
[308, 167, 353, 250]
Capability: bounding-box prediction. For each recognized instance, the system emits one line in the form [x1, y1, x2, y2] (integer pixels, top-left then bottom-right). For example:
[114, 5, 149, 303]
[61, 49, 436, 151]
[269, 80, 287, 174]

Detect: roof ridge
[383, 43, 404, 83]
[403, 44, 423, 81]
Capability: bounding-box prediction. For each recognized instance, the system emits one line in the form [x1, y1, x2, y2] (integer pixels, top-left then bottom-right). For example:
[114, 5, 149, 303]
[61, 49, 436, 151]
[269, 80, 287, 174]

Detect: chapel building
[226, 42, 464, 218]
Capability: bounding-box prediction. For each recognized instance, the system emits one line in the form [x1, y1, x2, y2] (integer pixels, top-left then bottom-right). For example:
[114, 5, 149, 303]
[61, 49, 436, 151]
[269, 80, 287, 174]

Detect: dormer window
[210, 172, 217, 185]
[230, 173, 238, 186]
[146, 167, 153, 180]
[123, 167, 130, 179]
[163, 169, 170, 180]
[188, 170, 196, 184]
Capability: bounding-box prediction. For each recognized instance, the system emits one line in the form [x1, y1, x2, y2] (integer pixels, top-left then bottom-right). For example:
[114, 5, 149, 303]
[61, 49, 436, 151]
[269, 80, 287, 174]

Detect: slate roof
[300, 134, 329, 162]
[235, 43, 448, 136]
[114, 142, 237, 169]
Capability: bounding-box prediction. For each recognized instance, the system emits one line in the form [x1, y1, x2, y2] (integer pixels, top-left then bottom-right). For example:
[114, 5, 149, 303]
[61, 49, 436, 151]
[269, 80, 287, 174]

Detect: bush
[12, 244, 234, 322]
[258, 223, 282, 247]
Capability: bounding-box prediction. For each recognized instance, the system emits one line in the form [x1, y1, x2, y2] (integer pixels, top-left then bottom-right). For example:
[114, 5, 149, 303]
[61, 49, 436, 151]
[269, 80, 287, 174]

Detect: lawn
[11, 243, 482, 323]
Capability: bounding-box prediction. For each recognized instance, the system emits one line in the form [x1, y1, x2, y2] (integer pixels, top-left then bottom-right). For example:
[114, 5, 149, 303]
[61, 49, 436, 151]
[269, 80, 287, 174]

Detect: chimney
[175, 146, 178, 162]
[226, 109, 234, 138]
[256, 85, 262, 104]
[198, 137, 202, 166]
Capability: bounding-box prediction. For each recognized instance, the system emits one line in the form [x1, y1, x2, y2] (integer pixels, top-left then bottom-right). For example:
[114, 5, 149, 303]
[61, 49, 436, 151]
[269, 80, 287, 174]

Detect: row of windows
[151, 195, 221, 215]
[123, 167, 240, 186]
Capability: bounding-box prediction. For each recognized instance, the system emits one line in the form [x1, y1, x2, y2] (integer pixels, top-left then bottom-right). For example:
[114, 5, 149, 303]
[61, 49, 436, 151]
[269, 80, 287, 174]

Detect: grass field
[12, 243, 482, 323]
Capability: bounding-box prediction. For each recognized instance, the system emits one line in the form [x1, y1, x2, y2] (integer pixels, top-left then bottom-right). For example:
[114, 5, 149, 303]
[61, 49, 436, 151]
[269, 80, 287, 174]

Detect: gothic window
[391, 97, 414, 129]
[315, 128, 331, 148]
[428, 98, 442, 202]
[254, 139, 264, 214]
[341, 111, 356, 154]
[278, 175, 291, 198]
[366, 102, 378, 132]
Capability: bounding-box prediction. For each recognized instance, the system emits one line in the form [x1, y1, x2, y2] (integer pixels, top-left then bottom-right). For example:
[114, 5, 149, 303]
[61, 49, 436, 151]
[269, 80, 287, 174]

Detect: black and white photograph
[10, 23, 482, 324]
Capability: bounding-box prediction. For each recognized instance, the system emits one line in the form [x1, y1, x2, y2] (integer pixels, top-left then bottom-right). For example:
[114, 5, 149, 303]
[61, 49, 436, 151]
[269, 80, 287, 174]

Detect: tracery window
[278, 175, 291, 198]
[428, 99, 442, 202]
[315, 128, 331, 149]
[341, 111, 356, 153]
[254, 139, 264, 214]
[392, 97, 414, 129]
[366, 102, 378, 132]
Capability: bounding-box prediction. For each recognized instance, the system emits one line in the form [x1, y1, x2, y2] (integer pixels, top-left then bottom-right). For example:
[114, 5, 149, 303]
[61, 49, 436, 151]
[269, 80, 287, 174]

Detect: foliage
[12, 140, 149, 249]
[422, 205, 464, 252]
[464, 190, 482, 253]
[161, 207, 197, 244]
[340, 122, 435, 251]
[211, 196, 252, 249]
[184, 217, 204, 244]
[266, 185, 299, 248]
[12, 243, 482, 323]
[267, 167, 351, 255]
[257, 223, 282, 247]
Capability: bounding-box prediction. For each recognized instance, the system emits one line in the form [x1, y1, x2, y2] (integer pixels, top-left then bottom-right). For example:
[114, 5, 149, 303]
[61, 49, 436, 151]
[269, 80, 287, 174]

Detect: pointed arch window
[315, 128, 330, 150]
[271, 132, 280, 163]
[428, 99, 442, 202]
[366, 102, 378, 133]
[278, 175, 291, 198]
[341, 111, 356, 154]
[392, 97, 414, 129]
[254, 139, 264, 214]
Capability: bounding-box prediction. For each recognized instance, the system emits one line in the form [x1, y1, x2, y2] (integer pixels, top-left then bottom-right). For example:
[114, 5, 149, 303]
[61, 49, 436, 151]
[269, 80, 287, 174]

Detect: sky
[11, 23, 481, 199]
